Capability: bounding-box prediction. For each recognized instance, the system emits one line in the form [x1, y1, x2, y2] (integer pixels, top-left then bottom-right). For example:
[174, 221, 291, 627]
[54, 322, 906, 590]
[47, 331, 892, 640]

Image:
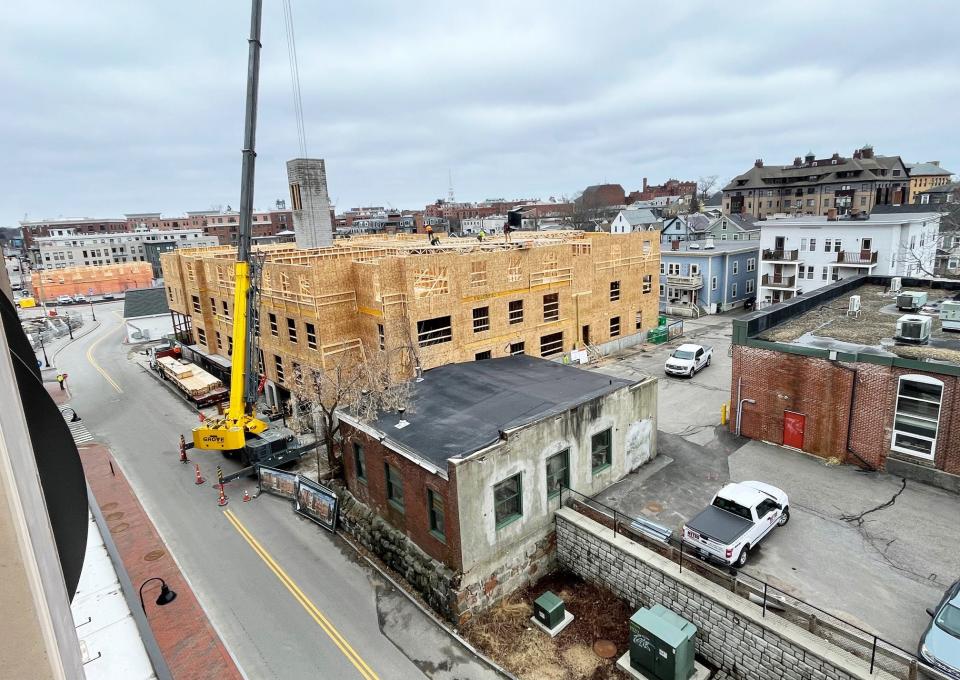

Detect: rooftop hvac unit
[940, 300, 960, 332]
[847, 295, 861, 318]
[890, 277, 902, 294]
[896, 314, 931, 344]
[688, 243, 700, 249]
[897, 291, 927, 312]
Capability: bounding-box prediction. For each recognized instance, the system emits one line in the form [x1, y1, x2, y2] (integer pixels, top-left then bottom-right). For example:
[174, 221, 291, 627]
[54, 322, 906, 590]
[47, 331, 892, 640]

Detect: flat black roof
[368, 355, 635, 468]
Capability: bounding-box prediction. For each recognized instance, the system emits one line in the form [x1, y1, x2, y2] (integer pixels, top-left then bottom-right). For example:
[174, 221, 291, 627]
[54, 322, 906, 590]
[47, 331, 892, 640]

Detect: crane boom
[193, 0, 268, 451]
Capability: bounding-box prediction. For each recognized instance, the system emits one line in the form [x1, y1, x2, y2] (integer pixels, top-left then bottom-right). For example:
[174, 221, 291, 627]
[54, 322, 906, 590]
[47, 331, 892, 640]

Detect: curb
[337, 531, 520, 680]
[51, 319, 103, 363]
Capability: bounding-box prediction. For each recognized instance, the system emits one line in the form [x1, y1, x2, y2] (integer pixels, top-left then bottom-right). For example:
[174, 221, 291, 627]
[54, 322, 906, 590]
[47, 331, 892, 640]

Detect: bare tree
[696, 175, 719, 208]
[894, 204, 960, 278]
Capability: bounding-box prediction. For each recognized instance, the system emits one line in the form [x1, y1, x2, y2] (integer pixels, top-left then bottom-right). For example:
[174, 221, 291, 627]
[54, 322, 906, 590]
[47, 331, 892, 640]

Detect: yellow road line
[85, 323, 123, 393]
[222, 509, 379, 680]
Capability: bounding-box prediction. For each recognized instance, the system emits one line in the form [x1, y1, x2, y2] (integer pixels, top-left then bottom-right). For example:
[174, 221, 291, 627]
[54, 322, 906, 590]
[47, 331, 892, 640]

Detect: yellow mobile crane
[189, 0, 307, 471]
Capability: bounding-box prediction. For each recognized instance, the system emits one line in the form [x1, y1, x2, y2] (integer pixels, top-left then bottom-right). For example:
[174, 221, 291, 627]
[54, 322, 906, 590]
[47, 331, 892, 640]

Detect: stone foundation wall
[556, 507, 896, 680]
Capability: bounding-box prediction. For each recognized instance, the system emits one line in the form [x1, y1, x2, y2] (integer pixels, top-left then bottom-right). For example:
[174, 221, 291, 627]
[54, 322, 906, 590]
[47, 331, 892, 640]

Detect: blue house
[659, 239, 760, 315]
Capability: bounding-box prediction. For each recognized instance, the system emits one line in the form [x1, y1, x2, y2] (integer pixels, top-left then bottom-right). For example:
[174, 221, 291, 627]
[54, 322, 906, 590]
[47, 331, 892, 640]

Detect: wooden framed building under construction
[160, 231, 661, 399]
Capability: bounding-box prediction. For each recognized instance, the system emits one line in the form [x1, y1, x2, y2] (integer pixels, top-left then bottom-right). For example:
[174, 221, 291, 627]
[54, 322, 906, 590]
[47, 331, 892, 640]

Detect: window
[417, 315, 452, 346]
[610, 316, 621, 337]
[711, 276, 718, 291]
[806, 266, 814, 279]
[659, 284, 665, 297]
[746, 279, 754, 294]
[824, 239, 832, 252]
[546, 450, 569, 499]
[274, 354, 284, 383]
[642, 274, 652, 293]
[475, 350, 492, 360]
[809, 238, 816, 251]
[831, 268, 840, 281]
[690, 264, 700, 275]
[543, 293, 559, 322]
[667, 263, 680, 276]
[508, 300, 524, 324]
[732, 261, 739, 275]
[493, 474, 522, 528]
[216, 331, 223, 349]
[210, 297, 216, 315]
[306, 322, 317, 350]
[428, 490, 445, 540]
[269, 313, 278, 337]
[635, 311, 643, 330]
[891, 376, 942, 460]
[591, 429, 612, 473]
[196, 328, 207, 345]
[287, 318, 298, 343]
[732, 283, 738, 297]
[509, 341, 525, 355]
[821, 266, 828, 280]
[472, 306, 490, 333]
[806, 199, 815, 207]
[385, 463, 404, 510]
[660, 262, 665, 274]
[747, 257, 756, 272]
[192, 295, 201, 313]
[834, 239, 842, 253]
[377, 323, 385, 351]
[540, 331, 563, 357]
[228, 337, 233, 356]
[610, 280, 621, 302]
[353, 443, 366, 482]
[860, 196, 867, 207]
[221, 300, 230, 319]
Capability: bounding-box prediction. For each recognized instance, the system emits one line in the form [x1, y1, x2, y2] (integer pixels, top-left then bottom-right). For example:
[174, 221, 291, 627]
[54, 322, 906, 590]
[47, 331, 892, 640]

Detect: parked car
[664, 343, 712, 378]
[101, 293, 116, 301]
[681, 481, 789, 567]
[56, 295, 73, 305]
[73, 294, 88, 303]
[919, 580, 960, 678]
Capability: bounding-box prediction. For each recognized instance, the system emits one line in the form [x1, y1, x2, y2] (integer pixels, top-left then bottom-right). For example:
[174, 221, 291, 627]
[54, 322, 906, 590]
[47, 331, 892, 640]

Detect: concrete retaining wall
[555, 507, 896, 680]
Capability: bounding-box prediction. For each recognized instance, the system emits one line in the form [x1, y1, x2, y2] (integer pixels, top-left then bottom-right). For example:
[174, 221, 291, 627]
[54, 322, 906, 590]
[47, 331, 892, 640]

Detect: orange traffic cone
[243, 489, 251, 502]
[217, 483, 228, 507]
[194, 464, 205, 485]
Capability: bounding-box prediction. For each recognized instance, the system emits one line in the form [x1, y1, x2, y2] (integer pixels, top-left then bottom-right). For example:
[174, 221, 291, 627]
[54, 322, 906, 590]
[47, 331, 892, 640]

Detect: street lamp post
[138, 577, 177, 612]
[90, 301, 96, 322]
[38, 331, 50, 368]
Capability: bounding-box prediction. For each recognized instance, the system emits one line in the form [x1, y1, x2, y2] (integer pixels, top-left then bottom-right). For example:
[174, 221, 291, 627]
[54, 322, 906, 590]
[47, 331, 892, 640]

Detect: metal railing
[665, 274, 704, 289]
[557, 485, 952, 680]
[837, 250, 879, 265]
[761, 274, 796, 288]
[762, 248, 800, 261]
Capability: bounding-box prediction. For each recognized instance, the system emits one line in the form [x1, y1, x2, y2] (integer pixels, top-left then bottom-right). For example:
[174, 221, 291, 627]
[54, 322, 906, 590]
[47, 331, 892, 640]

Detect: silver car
[920, 580, 960, 678]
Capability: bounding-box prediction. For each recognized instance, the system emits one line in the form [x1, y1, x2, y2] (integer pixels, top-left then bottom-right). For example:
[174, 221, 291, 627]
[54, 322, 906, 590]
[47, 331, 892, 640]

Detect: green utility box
[533, 591, 565, 630]
[658, 315, 668, 327]
[629, 605, 697, 680]
[647, 327, 668, 344]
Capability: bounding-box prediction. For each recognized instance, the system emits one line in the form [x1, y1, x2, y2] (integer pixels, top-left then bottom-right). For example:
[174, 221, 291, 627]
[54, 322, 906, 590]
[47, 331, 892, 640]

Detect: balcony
[762, 249, 800, 261]
[762, 274, 796, 289]
[665, 274, 703, 289]
[835, 250, 878, 266]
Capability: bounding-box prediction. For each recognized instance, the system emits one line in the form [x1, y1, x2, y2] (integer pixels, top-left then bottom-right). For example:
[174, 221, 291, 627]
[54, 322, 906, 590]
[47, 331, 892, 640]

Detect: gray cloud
[2, 0, 958, 225]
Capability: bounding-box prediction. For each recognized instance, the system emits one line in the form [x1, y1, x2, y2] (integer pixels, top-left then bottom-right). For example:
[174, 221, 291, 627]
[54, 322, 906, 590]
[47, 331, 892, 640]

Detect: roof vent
[895, 315, 931, 344]
[688, 243, 700, 250]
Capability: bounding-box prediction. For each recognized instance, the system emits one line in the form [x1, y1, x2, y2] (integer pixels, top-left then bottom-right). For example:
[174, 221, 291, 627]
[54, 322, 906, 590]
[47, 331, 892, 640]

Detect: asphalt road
[56, 303, 501, 680]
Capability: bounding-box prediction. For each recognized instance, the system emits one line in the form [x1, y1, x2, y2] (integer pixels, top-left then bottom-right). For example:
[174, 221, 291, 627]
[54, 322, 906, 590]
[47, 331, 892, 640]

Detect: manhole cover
[106, 512, 125, 521]
[101, 502, 118, 511]
[593, 640, 617, 659]
[143, 550, 165, 562]
[112, 522, 130, 533]
[643, 501, 663, 513]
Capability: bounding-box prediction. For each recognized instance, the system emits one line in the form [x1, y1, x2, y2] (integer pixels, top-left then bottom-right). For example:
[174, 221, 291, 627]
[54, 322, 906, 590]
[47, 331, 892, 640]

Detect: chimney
[860, 145, 874, 159]
[827, 208, 838, 221]
[793, 157, 802, 167]
[831, 152, 840, 160]
[853, 149, 861, 159]
[929, 160, 940, 167]
[642, 177, 648, 191]
[754, 159, 764, 168]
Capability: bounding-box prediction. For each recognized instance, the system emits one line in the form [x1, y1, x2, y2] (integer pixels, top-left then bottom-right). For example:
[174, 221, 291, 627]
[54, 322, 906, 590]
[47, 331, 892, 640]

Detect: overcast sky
[2, 0, 958, 226]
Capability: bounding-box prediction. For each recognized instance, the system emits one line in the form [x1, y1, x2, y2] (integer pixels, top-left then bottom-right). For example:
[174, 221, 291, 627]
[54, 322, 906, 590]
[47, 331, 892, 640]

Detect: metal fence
[557, 485, 951, 680]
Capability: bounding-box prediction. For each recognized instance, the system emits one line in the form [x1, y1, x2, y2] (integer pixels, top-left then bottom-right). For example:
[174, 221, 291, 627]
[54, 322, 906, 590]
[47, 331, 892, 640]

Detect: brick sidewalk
[45, 380, 71, 406]
[80, 443, 242, 680]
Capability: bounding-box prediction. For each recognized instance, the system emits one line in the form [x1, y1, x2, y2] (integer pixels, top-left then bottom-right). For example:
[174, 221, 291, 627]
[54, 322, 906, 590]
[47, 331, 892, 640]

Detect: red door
[783, 411, 805, 449]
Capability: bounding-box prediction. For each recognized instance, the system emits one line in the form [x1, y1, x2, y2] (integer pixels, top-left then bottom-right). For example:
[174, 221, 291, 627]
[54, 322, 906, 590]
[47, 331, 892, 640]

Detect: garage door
[783, 411, 805, 449]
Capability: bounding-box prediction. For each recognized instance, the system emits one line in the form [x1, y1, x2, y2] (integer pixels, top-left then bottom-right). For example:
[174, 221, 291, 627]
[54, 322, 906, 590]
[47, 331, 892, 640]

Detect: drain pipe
[735, 376, 755, 437]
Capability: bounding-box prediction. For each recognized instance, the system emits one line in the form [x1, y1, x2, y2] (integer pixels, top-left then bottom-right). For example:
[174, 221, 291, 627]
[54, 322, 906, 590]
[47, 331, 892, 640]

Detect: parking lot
[589, 313, 960, 651]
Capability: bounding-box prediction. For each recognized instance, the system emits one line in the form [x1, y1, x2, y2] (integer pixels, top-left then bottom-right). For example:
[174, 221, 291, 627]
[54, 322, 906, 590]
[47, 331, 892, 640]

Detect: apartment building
[723, 147, 911, 219]
[160, 231, 661, 405]
[627, 177, 696, 203]
[756, 211, 941, 304]
[19, 217, 130, 248]
[201, 209, 293, 245]
[32, 227, 218, 275]
[660, 240, 760, 315]
[905, 161, 953, 203]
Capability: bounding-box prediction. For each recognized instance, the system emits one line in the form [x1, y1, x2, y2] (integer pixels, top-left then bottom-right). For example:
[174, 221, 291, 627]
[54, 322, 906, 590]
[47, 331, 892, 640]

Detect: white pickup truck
[681, 481, 789, 567]
[664, 343, 712, 377]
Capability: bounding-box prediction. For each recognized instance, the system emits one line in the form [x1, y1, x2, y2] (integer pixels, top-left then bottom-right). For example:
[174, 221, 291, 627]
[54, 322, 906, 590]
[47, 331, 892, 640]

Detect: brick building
[160, 230, 662, 409]
[577, 184, 626, 210]
[337, 355, 657, 619]
[19, 217, 130, 249]
[731, 275, 960, 491]
[627, 177, 696, 203]
[200, 210, 292, 246]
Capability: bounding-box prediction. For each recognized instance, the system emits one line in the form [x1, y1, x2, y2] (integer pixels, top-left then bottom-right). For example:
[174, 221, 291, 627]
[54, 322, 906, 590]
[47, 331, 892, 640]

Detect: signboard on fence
[294, 477, 339, 532]
[258, 465, 298, 499]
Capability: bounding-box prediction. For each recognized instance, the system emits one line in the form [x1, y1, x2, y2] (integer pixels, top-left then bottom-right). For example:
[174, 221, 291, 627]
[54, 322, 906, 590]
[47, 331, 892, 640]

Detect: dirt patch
[463, 571, 632, 680]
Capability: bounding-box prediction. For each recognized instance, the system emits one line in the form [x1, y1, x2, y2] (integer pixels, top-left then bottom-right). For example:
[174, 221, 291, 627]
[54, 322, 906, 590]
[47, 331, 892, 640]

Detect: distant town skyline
[2, 0, 958, 226]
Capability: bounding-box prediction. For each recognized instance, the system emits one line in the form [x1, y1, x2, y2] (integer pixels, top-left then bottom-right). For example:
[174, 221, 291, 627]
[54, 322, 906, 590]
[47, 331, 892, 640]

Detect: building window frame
[610, 316, 621, 337]
[591, 428, 612, 474]
[891, 375, 942, 460]
[610, 280, 621, 302]
[493, 473, 522, 529]
[353, 442, 366, 482]
[385, 463, 404, 511]
[546, 449, 569, 499]
[508, 299, 524, 324]
[472, 306, 490, 333]
[306, 322, 317, 350]
[428, 489, 445, 541]
[543, 293, 559, 323]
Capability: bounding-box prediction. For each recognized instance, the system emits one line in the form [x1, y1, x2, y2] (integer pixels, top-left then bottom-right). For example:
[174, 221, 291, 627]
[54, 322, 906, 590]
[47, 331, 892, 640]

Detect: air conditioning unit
[890, 277, 902, 294]
[848, 295, 861, 313]
[940, 300, 960, 331]
[688, 243, 700, 249]
[897, 291, 927, 312]
[896, 314, 931, 344]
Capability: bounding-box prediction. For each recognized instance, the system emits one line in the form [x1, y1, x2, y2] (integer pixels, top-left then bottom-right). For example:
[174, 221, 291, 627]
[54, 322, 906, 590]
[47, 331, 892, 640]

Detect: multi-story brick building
[731, 275, 960, 491]
[722, 147, 911, 219]
[19, 217, 130, 249]
[160, 231, 661, 406]
[627, 177, 696, 203]
[577, 184, 626, 210]
[200, 210, 292, 246]
[337, 354, 657, 620]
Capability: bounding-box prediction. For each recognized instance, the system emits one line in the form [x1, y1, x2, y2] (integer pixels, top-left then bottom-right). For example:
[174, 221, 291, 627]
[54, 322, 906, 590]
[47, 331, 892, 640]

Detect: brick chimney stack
[793, 157, 802, 167]
[754, 159, 764, 168]
[642, 177, 648, 191]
